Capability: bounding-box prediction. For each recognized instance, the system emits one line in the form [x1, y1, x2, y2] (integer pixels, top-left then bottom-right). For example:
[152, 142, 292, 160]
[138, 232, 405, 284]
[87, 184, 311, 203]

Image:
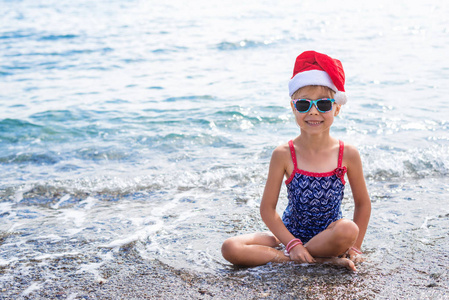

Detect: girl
[221, 51, 371, 271]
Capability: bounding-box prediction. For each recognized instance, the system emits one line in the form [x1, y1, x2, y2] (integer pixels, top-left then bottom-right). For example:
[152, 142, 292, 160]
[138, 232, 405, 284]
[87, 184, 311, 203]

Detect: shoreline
[2, 259, 446, 299]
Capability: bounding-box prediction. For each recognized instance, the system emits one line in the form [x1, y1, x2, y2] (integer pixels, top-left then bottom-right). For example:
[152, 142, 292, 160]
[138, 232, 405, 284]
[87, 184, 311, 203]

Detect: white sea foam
[78, 196, 98, 210]
[21, 282, 42, 297]
[0, 257, 18, 267]
[0, 202, 13, 216]
[100, 215, 164, 249]
[77, 262, 108, 283]
[51, 194, 71, 209]
[36, 234, 63, 241]
[12, 185, 33, 203]
[66, 293, 78, 300]
[34, 251, 81, 261]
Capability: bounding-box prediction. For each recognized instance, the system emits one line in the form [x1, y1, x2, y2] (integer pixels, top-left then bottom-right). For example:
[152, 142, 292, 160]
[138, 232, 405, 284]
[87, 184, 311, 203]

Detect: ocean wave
[0, 177, 163, 206]
[0, 118, 45, 143]
[362, 144, 449, 180]
[0, 160, 263, 205]
[0, 115, 89, 145]
[163, 95, 215, 102]
[0, 152, 60, 165]
[37, 34, 79, 41]
[5, 47, 115, 58]
[0, 31, 79, 42]
[0, 70, 13, 76]
[216, 39, 274, 51]
[2, 143, 448, 207]
[151, 45, 189, 54]
[212, 108, 286, 127]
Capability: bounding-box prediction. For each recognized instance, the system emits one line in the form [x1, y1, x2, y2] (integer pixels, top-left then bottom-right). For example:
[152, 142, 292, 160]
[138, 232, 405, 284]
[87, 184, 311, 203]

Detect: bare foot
[315, 257, 357, 271]
[342, 251, 365, 263]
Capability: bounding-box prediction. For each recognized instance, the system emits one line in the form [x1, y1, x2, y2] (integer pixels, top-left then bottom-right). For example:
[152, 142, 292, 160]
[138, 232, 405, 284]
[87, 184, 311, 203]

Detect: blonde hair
[291, 85, 335, 100]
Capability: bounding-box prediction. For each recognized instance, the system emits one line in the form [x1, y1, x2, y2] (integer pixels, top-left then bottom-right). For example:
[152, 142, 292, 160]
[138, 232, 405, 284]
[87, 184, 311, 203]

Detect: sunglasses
[292, 98, 335, 113]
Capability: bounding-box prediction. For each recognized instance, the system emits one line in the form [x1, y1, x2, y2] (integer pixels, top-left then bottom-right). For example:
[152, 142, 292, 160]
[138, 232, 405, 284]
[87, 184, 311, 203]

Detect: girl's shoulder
[270, 142, 293, 165]
[342, 142, 363, 168]
[271, 141, 291, 158]
[342, 142, 361, 158]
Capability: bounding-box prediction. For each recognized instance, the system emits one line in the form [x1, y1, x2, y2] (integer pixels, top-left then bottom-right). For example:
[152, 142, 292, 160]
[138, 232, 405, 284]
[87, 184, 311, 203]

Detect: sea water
[1, 0, 448, 298]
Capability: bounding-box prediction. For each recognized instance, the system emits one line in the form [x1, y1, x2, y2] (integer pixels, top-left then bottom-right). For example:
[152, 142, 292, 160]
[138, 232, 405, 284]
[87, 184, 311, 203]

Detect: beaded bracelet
[350, 246, 363, 254]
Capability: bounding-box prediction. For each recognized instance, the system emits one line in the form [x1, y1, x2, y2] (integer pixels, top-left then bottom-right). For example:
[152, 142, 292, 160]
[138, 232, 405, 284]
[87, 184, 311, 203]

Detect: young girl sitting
[221, 51, 371, 271]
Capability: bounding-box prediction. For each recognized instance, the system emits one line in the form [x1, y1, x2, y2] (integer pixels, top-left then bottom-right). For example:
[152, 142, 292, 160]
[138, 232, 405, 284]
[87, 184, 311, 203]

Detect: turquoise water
[1, 0, 449, 298]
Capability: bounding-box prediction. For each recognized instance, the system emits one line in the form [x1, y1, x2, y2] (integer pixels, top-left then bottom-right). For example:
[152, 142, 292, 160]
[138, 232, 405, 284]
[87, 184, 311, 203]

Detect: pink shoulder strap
[288, 140, 298, 169]
[338, 140, 344, 168]
[288, 140, 344, 170]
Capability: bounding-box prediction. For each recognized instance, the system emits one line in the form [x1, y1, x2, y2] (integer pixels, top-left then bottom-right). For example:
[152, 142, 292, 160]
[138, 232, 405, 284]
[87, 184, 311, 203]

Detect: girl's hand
[288, 245, 316, 264]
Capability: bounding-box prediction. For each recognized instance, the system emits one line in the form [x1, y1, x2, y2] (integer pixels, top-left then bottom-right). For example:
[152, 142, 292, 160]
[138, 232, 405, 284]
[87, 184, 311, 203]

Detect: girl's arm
[260, 146, 315, 263]
[345, 145, 372, 251]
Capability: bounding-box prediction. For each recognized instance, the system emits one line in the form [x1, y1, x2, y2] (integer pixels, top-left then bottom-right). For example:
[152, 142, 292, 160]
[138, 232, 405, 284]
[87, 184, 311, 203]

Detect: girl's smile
[305, 120, 324, 126]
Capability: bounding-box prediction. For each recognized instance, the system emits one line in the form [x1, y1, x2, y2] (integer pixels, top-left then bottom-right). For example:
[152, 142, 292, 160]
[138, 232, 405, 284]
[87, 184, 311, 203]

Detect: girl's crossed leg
[221, 218, 359, 271]
[221, 232, 290, 266]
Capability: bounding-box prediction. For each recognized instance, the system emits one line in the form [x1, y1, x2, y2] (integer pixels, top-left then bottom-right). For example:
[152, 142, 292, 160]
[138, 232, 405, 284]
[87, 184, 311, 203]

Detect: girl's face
[290, 85, 341, 135]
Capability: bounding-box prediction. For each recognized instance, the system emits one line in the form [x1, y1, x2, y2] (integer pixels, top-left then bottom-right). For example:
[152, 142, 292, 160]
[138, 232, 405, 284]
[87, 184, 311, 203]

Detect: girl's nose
[308, 103, 319, 114]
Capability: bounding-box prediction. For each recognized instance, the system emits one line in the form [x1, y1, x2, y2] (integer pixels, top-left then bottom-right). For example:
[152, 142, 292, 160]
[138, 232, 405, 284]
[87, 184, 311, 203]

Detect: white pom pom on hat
[288, 51, 347, 105]
[334, 91, 347, 105]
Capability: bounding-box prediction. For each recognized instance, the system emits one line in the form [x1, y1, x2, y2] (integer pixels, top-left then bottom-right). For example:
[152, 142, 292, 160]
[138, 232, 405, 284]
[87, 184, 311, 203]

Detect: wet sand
[2, 255, 447, 299]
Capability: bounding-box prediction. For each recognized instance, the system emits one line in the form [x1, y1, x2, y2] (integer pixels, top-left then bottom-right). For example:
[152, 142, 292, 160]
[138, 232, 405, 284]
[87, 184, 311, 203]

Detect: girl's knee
[221, 237, 243, 263]
[334, 219, 359, 243]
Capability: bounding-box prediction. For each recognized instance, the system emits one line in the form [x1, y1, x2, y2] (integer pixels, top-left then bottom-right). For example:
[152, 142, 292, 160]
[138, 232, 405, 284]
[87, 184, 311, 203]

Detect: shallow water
[1, 0, 449, 299]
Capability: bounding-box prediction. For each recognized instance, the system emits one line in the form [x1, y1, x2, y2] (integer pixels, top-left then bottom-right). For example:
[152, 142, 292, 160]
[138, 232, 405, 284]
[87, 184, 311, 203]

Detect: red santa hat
[288, 51, 347, 105]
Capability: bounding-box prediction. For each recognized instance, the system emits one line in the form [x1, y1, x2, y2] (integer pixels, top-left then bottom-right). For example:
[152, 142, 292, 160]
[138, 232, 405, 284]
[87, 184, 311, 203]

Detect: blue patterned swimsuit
[282, 140, 347, 244]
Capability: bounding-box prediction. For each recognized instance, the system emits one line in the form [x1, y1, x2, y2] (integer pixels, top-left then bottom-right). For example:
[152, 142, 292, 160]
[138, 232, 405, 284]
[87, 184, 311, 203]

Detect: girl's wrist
[284, 238, 303, 256]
